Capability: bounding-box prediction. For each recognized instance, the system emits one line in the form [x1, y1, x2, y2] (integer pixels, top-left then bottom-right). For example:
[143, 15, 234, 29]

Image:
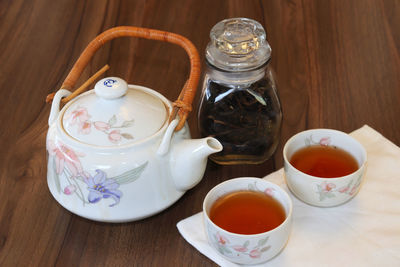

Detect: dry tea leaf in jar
[198, 18, 282, 165]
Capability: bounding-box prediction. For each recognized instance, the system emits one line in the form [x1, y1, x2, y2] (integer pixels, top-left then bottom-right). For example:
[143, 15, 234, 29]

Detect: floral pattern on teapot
[47, 139, 147, 207]
[65, 106, 134, 144]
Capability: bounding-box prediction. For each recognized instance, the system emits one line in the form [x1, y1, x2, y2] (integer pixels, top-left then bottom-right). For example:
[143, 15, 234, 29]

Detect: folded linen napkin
[177, 125, 400, 267]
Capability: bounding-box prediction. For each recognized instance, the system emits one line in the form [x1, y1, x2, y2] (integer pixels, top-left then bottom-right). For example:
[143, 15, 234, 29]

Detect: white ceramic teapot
[46, 26, 222, 222]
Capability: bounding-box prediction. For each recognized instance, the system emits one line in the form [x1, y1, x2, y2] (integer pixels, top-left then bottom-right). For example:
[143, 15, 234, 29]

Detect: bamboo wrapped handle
[51, 26, 201, 131]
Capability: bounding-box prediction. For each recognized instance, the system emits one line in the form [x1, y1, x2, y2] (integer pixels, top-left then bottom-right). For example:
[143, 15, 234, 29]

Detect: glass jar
[198, 18, 282, 165]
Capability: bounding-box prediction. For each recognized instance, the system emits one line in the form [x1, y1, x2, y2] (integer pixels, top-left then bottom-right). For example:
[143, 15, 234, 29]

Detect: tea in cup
[283, 129, 367, 207]
[203, 177, 292, 265]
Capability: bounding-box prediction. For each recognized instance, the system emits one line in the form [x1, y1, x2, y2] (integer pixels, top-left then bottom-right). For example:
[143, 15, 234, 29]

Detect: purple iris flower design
[85, 169, 122, 207]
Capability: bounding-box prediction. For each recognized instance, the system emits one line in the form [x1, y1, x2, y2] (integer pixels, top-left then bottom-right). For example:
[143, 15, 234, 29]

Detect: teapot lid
[61, 77, 168, 147]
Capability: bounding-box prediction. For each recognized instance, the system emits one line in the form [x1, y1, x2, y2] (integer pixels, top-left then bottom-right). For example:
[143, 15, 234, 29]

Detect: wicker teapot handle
[53, 26, 200, 131]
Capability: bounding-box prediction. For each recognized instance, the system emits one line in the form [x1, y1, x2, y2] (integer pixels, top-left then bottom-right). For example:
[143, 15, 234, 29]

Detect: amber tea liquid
[209, 190, 286, 235]
[290, 145, 359, 178]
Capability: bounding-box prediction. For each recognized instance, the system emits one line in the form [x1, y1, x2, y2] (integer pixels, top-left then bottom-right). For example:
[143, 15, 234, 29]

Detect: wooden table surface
[1, 0, 399, 266]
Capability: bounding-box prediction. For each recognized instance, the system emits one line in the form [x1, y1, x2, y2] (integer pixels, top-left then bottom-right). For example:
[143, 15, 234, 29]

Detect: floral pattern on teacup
[247, 181, 276, 197]
[65, 106, 134, 144]
[210, 230, 271, 259]
[305, 135, 332, 147]
[315, 174, 362, 201]
[206, 181, 278, 260]
[47, 139, 148, 207]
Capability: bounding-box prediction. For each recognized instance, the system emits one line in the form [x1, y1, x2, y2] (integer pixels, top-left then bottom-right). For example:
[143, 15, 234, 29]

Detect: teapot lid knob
[95, 77, 128, 99]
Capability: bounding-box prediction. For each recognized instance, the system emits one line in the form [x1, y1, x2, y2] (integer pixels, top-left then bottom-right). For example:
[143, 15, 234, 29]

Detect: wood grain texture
[0, 0, 399, 266]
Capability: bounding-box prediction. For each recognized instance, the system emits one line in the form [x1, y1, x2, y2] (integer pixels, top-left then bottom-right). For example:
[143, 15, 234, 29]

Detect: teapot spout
[170, 137, 222, 191]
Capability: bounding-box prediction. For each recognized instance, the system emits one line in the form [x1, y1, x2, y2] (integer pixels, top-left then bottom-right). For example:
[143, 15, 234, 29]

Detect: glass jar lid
[61, 77, 168, 147]
[206, 18, 271, 71]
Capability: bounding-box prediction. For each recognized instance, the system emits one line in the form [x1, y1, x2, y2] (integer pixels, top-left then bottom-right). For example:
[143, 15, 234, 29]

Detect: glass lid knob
[206, 18, 271, 71]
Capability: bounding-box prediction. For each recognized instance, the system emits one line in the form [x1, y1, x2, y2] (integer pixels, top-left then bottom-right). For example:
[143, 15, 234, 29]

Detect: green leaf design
[305, 138, 311, 146]
[354, 175, 362, 186]
[325, 192, 335, 198]
[212, 234, 218, 243]
[261, 245, 271, 252]
[122, 120, 134, 127]
[112, 161, 148, 184]
[121, 133, 134, 139]
[221, 246, 232, 254]
[346, 179, 354, 188]
[244, 240, 250, 248]
[258, 237, 269, 247]
[52, 158, 61, 193]
[248, 183, 255, 191]
[108, 115, 117, 126]
[316, 184, 322, 191]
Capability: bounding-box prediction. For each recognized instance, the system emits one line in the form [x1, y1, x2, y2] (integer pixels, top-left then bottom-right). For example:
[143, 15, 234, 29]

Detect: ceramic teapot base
[47, 158, 186, 222]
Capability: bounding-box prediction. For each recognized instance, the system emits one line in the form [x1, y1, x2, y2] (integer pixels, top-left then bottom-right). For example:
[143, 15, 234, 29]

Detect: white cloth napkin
[177, 125, 400, 267]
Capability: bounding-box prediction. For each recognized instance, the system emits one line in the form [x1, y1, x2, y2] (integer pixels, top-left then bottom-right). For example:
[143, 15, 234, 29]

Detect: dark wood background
[0, 0, 399, 266]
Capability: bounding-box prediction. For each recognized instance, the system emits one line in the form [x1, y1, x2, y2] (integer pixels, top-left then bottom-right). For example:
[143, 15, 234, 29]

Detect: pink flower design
[319, 137, 331, 146]
[47, 140, 84, 176]
[264, 188, 275, 196]
[67, 107, 135, 143]
[216, 232, 228, 245]
[321, 181, 336, 192]
[63, 184, 77, 195]
[70, 107, 91, 125]
[349, 185, 358, 195]
[249, 249, 261, 258]
[232, 245, 248, 252]
[338, 186, 349, 193]
[68, 107, 92, 135]
[78, 121, 92, 134]
[108, 130, 122, 143]
[94, 121, 111, 132]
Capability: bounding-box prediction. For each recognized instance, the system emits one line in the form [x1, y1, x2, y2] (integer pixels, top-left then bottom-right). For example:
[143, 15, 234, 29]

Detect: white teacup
[283, 129, 367, 207]
[203, 177, 293, 265]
